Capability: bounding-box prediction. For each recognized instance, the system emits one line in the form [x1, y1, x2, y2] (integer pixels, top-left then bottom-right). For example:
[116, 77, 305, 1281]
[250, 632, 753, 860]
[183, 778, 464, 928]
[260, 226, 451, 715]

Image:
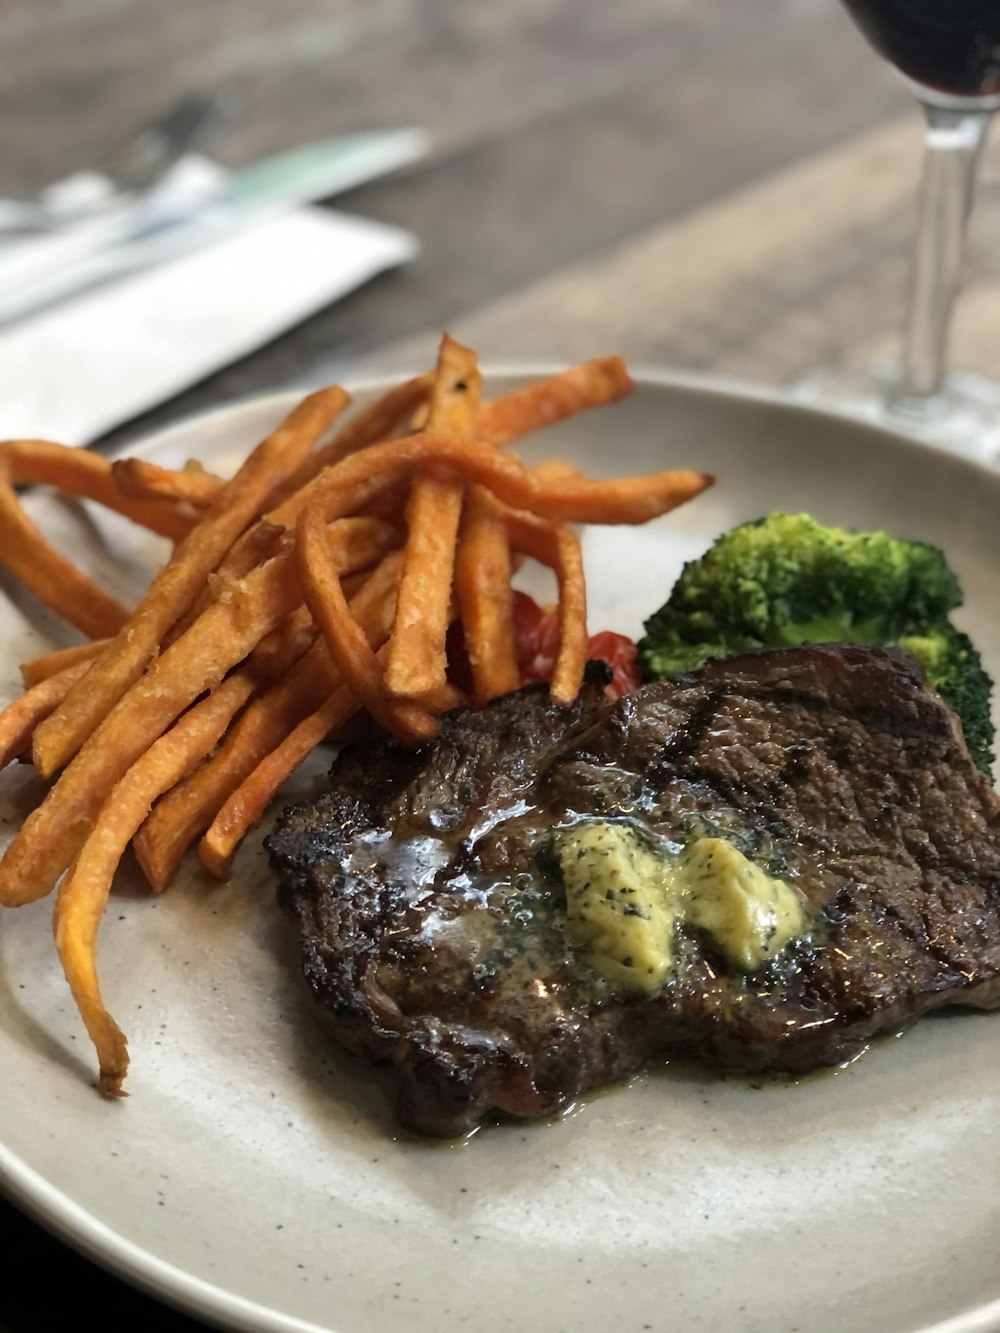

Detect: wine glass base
[790, 363, 1000, 466]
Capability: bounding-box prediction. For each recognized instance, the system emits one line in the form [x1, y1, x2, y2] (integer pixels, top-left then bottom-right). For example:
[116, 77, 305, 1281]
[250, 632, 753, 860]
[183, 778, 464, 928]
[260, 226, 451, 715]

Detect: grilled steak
[267, 645, 1000, 1138]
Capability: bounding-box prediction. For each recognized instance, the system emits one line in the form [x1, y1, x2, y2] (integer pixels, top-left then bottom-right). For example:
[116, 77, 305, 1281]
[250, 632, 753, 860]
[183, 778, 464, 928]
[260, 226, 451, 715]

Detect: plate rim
[4, 363, 1000, 1333]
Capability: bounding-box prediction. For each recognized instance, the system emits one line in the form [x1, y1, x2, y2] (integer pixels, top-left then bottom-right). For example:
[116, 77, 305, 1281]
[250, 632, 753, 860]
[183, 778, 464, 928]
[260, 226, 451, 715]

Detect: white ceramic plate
[1, 371, 999, 1333]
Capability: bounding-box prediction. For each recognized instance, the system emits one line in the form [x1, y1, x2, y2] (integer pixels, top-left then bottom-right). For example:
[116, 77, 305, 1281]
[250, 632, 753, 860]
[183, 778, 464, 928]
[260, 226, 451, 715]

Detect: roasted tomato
[583, 629, 641, 699]
[513, 592, 640, 699]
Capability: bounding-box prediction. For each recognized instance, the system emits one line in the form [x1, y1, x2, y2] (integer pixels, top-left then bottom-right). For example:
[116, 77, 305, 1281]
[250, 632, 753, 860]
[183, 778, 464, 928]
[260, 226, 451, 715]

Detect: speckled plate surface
[1, 371, 999, 1333]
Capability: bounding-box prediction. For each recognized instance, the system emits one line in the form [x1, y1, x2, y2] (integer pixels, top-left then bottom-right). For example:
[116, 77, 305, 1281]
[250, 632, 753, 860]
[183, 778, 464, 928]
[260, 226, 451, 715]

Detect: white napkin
[0, 206, 416, 444]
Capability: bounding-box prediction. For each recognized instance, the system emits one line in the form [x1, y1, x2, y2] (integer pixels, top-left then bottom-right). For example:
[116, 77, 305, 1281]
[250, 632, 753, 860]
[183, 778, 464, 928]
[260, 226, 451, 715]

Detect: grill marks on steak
[267, 646, 1000, 1137]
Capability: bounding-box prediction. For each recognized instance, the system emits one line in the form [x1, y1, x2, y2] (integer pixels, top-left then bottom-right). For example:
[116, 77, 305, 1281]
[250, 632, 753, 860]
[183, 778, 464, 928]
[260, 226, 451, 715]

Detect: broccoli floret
[638, 513, 995, 775]
[898, 624, 995, 774]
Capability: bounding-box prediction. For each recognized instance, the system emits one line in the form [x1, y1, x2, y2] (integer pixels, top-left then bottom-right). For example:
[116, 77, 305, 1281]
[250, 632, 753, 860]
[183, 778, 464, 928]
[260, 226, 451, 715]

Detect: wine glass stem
[900, 103, 992, 401]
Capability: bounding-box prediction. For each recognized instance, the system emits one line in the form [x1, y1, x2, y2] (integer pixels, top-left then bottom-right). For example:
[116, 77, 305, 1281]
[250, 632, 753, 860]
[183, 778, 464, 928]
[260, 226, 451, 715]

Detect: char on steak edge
[266, 644, 1000, 1138]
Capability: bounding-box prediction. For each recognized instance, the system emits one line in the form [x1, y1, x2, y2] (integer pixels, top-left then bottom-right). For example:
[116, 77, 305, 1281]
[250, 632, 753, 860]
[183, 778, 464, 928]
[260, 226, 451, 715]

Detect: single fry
[112, 457, 223, 509]
[475, 357, 633, 446]
[503, 505, 588, 704]
[455, 485, 520, 704]
[52, 670, 257, 1097]
[0, 467, 131, 639]
[32, 386, 348, 779]
[296, 501, 438, 744]
[384, 335, 481, 699]
[0, 438, 196, 541]
[0, 659, 93, 769]
[20, 639, 106, 689]
[525, 462, 713, 525]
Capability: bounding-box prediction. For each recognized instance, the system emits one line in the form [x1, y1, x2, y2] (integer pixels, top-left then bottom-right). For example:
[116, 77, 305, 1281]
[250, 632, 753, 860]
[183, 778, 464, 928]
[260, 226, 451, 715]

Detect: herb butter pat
[557, 823, 807, 992]
[559, 822, 680, 992]
[681, 836, 806, 971]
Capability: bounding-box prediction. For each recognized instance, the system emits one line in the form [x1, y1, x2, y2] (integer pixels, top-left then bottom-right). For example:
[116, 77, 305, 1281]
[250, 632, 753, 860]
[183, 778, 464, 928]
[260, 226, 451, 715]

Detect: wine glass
[796, 1, 1000, 462]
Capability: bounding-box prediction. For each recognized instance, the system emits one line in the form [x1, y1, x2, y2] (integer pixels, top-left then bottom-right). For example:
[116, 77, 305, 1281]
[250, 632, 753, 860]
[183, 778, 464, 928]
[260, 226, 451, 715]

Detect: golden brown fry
[503, 506, 588, 705]
[32, 387, 349, 779]
[20, 639, 107, 688]
[0, 659, 93, 769]
[282, 430, 711, 535]
[0, 466, 131, 640]
[0, 438, 196, 541]
[111, 457, 223, 509]
[454, 486, 519, 705]
[52, 670, 257, 1098]
[475, 357, 633, 446]
[524, 462, 713, 525]
[383, 472, 464, 697]
[134, 551, 404, 890]
[384, 334, 481, 699]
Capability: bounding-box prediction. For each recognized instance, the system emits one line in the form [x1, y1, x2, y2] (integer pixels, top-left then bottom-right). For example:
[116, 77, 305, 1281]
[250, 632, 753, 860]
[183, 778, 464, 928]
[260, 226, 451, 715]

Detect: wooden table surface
[2, 2, 999, 1330]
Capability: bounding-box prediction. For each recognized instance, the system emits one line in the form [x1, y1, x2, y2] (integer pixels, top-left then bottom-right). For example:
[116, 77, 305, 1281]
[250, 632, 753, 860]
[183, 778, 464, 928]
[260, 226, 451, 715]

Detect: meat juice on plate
[841, 0, 1000, 97]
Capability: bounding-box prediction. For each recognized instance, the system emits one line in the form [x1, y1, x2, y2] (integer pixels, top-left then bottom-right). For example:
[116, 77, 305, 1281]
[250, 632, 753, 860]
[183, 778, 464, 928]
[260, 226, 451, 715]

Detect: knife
[0, 127, 428, 325]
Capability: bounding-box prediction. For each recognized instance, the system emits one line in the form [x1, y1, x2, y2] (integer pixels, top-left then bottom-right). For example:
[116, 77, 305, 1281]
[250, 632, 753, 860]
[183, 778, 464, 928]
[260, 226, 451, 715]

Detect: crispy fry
[284, 430, 711, 534]
[524, 462, 713, 525]
[0, 659, 93, 768]
[0, 466, 131, 639]
[52, 670, 257, 1097]
[384, 335, 481, 700]
[383, 472, 465, 698]
[0, 438, 196, 541]
[20, 639, 106, 688]
[503, 506, 588, 704]
[475, 357, 633, 446]
[455, 486, 520, 704]
[111, 457, 223, 509]
[32, 387, 349, 779]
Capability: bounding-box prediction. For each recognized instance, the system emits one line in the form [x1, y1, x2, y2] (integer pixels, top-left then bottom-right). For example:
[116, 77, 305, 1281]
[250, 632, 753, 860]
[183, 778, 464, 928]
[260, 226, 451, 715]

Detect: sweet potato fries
[0, 336, 712, 1097]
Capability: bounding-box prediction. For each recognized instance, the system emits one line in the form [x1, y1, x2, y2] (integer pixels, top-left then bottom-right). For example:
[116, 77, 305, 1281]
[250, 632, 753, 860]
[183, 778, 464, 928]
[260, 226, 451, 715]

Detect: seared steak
[267, 645, 1000, 1138]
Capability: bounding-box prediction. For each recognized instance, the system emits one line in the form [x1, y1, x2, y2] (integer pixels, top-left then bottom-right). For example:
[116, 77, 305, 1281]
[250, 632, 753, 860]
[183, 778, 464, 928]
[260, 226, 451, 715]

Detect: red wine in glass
[841, 0, 1000, 99]
[797, 3, 1000, 459]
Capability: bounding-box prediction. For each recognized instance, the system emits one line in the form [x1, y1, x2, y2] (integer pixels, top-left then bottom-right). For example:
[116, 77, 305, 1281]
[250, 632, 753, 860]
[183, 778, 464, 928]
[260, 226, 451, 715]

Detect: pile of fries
[0, 335, 712, 1097]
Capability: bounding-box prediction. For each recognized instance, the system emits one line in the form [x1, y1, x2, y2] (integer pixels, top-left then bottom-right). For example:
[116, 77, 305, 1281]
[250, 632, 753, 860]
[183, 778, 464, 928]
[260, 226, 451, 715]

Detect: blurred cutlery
[0, 127, 429, 324]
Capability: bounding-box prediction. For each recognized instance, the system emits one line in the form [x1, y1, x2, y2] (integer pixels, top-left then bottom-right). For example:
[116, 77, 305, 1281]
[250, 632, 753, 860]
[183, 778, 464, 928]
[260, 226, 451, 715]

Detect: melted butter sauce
[360, 769, 838, 1066]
